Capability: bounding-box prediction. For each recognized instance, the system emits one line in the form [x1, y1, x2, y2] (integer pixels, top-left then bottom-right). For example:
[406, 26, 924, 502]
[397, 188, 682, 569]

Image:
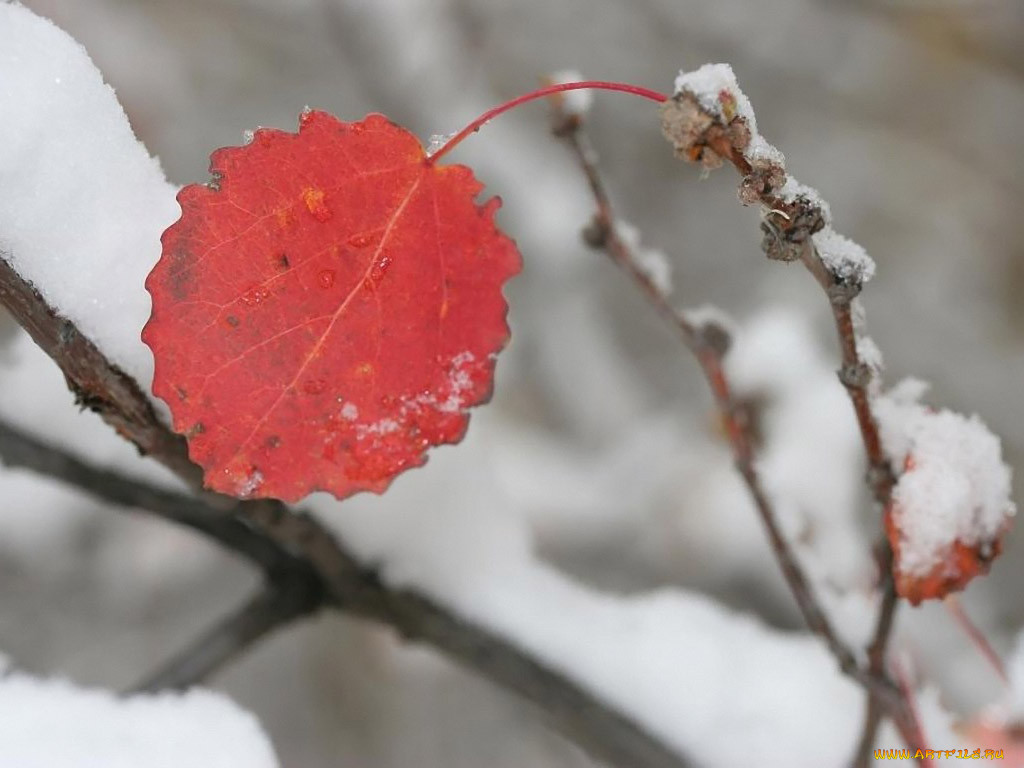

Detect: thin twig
[0, 258, 200, 485]
[658, 89, 921, 754]
[851, 541, 899, 766]
[130, 580, 321, 693]
[945, 595, 1008, 684]
[548, 100, 882, 695]
[0, 252, 692, 768]
[851, 557, 897, 766]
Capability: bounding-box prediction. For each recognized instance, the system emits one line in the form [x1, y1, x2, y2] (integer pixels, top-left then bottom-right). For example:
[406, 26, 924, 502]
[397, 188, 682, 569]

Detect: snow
[616, 220, 673, 297]
[672, 64, 786, 168]
[236, 468, 265, 498]
[813, 226, 876, 285]
[671, 64, 790, 171]
[875, 380, 1016, 577]
[674, 63, 756, 131]
[0, 3, 179, 392]
[850, 300, 884, 378]
[778, 176, 833, 224]
[320, 472, 870, 765]
[549, 69, 593, 116]
[425, 131, 456, 156]
[681, 303, 736, 337]
[0, 658, 278, 768]
[746, 134, 785, 167]
[353, 351, 478, 446]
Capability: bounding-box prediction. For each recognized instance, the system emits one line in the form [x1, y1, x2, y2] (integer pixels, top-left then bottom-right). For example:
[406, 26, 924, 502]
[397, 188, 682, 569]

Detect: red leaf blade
[143, 111, 521, 502]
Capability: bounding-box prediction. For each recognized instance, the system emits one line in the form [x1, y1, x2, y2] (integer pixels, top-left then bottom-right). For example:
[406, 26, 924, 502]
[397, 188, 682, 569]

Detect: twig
[851, 559, 897, 767]
[0, 417, 297, 574]
[0, 252, 692, 768]
[658, 85, 921, 755]
[850, 541, 899, 766]
[945, 595, 1008, 684]
[549, 98, 881, 695]
[130, 580, 320, 693]
[0, 257, 200, 485]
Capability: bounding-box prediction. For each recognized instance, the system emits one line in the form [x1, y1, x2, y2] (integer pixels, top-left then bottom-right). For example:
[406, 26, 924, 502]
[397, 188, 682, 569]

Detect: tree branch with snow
[660, 63, 1016, 762]
[0, 256, 690, 768]
[1, 4, 1019, 768]
[547, 88, 882, 700]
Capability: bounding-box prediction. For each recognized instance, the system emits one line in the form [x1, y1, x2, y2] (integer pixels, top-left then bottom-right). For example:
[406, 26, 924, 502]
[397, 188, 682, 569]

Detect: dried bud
[659, 94, 723, 169]
[724, 117, 751, 155]
[694, 319, 732, 357]
[550, 111, 581, 138]
[581, 214, 609, 249]
[759, 197, 826, 262]
[738, 160, 786, 205]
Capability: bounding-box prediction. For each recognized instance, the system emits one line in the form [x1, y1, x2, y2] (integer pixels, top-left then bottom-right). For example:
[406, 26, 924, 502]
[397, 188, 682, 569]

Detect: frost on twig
[659, 61, 1017, 756]
[546, 86, 886, 712]
[0, 8, 695, 765]
[660, 63, 1015, 606]
[616, 220, 673, 298]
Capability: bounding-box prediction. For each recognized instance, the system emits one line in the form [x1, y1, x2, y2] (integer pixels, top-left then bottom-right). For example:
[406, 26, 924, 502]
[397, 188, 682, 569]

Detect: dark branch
[0, 417, 293, 573]
[0, 252, 692, 768]
[850, 540, 899, 767]
[0, 255, 200, 485]
[130, 580, 322, 693]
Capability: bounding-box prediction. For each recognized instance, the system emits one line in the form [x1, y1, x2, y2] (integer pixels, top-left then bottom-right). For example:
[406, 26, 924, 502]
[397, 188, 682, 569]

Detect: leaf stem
[428, 81, 668, 164]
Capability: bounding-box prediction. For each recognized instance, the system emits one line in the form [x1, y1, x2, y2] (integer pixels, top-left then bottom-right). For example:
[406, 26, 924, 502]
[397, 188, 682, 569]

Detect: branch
[0, 256, 200, 485]
[659, 81, 923, 754]
[548, 97, 870, 689]
[851, 543, 899, 766]
[0, 417, 296, 574]
[130, 580, 320, 693]
[0, 252, 691, 768]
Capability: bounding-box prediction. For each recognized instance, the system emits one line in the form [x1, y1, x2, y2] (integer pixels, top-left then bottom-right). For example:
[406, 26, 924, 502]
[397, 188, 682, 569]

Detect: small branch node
[838, 362, 873, 390]
[582, 214, 610, 249]
[827, 281, 862, 305]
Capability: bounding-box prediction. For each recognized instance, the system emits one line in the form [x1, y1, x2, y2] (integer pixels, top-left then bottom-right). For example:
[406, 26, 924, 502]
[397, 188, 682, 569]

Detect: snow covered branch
[0, 256, 199, 485]
[2, 4, 1016, 765]
[660, 62, 1014, 761]
[659, 63, 919, 759]
[659, 67, 893, 506]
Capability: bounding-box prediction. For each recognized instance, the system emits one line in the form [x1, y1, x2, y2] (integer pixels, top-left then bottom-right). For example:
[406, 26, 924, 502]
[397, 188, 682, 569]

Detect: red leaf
[143, 111, 521, 502]
[884, 455, 1006, 605]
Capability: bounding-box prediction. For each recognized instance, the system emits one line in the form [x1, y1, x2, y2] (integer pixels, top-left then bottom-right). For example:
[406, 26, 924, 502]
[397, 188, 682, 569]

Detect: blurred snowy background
[2, 0, 1023, 765]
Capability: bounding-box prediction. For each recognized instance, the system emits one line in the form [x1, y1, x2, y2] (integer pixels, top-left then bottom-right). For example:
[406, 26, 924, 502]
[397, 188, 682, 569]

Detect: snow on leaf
[143, 111, 521, 502]
[875, 382, 1016, 604]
